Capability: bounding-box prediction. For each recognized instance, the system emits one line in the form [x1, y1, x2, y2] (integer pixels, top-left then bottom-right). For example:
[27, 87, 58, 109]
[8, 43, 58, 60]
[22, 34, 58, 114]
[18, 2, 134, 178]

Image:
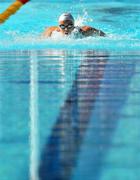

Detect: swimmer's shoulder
[43, 26, 60, 37]
[80, 25, 106, 37]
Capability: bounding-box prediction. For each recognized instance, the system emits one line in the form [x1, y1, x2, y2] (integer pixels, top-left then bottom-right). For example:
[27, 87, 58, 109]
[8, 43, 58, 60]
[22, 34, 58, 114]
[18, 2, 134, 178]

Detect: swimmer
[43, 12, 106, 38]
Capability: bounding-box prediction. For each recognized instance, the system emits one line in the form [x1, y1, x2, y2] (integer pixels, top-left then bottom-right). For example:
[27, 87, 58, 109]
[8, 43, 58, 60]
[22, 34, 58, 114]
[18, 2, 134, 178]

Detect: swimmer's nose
[65, 27, 68, 30]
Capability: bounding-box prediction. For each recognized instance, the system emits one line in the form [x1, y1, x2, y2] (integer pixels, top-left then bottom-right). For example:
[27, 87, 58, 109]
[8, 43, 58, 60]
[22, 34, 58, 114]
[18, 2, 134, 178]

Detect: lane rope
[0, 0, 30, 24]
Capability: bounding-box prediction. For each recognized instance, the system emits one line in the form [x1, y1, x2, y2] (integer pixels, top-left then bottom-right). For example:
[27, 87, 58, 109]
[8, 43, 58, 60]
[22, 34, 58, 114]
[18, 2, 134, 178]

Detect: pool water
[0, 1, 140, 50]
[0, 1, 140, 180]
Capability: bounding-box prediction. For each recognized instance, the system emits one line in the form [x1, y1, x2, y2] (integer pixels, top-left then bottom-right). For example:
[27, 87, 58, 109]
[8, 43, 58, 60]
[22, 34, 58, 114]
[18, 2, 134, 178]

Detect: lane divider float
[0, 0, 30, 24]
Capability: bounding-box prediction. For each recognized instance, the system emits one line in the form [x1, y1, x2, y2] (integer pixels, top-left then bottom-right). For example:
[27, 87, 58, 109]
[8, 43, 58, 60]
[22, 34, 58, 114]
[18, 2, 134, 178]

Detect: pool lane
[72, 53, 140, 180]
[39, 51, 108, 180]
[1, 50, 140, 180]
[39, 52, 140, 180]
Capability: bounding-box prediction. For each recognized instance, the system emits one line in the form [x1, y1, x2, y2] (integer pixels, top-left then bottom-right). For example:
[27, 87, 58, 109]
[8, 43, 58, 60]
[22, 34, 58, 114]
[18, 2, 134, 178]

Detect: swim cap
[58, 13, 74, 23]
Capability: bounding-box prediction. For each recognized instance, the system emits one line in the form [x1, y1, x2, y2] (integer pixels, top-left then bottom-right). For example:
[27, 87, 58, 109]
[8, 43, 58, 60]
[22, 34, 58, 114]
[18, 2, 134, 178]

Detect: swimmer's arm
[42, 27, 53, 37]
[81, 26, 106, 37]
[42, 26, 60, 38]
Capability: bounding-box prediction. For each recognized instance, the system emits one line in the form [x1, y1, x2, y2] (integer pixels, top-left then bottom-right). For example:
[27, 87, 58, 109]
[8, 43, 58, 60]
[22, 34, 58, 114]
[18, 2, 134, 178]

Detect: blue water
[0, 1, 140, 50]
[0, 1, 140, 180]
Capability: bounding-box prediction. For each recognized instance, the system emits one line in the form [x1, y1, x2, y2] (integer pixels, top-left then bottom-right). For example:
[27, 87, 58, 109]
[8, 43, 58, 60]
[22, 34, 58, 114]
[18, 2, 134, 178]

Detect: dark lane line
[39, 51, 108, 180]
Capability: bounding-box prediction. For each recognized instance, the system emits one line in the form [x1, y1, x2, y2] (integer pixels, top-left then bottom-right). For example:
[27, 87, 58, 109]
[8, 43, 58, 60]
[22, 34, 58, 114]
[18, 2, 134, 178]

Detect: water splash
[29, 51, 39, 180]
[0, 13, 140, 51]
[75, 9, 93, 26]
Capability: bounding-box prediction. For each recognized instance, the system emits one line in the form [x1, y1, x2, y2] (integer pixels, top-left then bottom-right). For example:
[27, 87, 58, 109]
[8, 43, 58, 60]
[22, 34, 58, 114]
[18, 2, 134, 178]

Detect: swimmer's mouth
[65, 32, 69, 35]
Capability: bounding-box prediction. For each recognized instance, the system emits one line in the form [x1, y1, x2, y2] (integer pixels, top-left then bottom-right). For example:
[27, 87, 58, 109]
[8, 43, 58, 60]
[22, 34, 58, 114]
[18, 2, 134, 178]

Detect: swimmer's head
[58, 13, 75, 35]
[58, 13, 74, 23]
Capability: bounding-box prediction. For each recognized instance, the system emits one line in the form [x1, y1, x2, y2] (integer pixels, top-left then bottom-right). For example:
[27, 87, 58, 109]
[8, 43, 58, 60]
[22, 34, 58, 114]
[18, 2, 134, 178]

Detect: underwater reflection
[39, 50, 137, 180]
[39, 50, 108, 180]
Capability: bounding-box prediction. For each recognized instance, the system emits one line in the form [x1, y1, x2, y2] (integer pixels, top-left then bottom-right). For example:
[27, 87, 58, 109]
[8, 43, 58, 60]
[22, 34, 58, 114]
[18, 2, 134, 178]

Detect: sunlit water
[0, 1, 140, 50]
[0, 1, 140, 180]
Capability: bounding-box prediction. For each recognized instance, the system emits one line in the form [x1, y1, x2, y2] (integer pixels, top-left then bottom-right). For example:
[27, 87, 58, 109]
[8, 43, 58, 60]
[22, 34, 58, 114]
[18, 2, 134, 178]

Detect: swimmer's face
[59, 20, 74, 35]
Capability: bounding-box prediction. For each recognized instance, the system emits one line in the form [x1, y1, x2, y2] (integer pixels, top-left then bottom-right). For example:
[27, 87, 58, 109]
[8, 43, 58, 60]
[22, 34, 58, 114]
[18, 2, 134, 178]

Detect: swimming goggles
[59, 24, 74, 30]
